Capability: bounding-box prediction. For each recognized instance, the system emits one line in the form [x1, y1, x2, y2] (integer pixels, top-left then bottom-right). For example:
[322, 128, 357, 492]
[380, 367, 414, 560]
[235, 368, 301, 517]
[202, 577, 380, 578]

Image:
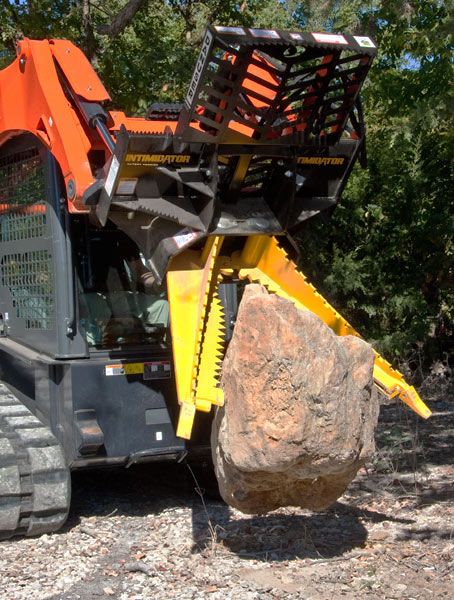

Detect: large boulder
[211, 284, 379, 514]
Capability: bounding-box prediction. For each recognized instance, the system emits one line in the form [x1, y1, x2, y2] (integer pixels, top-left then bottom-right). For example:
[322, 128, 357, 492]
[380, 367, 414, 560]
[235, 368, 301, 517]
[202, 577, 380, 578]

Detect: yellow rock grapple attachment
[85, 25, 430, 438]
[168, 235, 430, 438]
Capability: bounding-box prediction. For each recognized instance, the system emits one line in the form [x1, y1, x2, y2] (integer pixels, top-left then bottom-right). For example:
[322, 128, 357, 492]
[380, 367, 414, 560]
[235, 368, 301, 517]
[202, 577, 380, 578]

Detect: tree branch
[89, 1, 115, 19]
[97, 0, 148, 38]
[81, 0, 98, 64]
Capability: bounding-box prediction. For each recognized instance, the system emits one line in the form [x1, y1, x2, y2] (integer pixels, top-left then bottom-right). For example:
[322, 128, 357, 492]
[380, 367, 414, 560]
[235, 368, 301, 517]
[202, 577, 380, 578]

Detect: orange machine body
[0, 39, 171, 211]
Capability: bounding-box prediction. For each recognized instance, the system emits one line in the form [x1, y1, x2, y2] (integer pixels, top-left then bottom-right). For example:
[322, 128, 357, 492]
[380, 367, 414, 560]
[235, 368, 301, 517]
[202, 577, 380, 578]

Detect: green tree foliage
[296, 1, 454, 366]
[0, 0, 269, 111]
[0, 0, 452, 368]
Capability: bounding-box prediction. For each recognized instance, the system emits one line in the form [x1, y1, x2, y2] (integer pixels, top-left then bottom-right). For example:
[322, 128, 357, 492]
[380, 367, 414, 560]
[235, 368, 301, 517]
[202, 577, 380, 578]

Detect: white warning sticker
[312, 32, 348, 45]
[105, 364, 125, 376]
[249, 28, 280, 39]
[353, 35, 376, 48]
[173, 227, 197, 249]
[215, 26, 246, 35]
[104, 156, 119, 196]
[116, 178, 138, 195]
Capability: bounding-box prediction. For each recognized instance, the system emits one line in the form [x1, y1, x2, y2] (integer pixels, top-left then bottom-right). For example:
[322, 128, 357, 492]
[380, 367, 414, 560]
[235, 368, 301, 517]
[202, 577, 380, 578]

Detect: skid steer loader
[0, 25, 430, 539]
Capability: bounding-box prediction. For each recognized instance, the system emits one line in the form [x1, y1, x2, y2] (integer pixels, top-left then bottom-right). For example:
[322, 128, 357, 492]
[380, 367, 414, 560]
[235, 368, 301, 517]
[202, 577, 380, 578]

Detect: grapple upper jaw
[176, 24, 377, 145]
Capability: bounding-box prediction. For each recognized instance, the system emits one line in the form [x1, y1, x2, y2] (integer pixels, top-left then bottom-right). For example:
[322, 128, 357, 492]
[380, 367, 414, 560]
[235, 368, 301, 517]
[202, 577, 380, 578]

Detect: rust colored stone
[212, 284, 379, 514]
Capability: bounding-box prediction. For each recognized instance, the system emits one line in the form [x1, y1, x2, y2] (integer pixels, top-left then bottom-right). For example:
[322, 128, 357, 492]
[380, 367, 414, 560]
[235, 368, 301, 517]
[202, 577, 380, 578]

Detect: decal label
[249, 28, 280, 39]
[173, 227, 197, 249]
[297, 156, 345, 166]
[105, 364, 125, 376]
[312, 32, 348, 45]
[104, 156, 119, 196]
[125, 153, 191, 166]
[105, 363, 144, 376]
[116, 178, 138, 195]
[144, 361, 171, 380]
[353, 35, 376, 48]
[185, 29, 213, 109]
[105, 361, 171, 380]
[215, 26, 246, 35]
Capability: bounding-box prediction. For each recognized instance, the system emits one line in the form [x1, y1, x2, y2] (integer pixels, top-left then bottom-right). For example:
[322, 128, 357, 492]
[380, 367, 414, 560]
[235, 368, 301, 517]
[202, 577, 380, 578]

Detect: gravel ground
[1, 393, 453, 600]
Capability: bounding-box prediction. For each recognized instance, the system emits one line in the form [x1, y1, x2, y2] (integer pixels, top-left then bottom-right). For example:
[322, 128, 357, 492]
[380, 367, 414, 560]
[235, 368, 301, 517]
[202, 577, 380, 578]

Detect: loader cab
[0, 132, 169, 357]
[72, 218, 170, 349]
[0, 133, 80, 357]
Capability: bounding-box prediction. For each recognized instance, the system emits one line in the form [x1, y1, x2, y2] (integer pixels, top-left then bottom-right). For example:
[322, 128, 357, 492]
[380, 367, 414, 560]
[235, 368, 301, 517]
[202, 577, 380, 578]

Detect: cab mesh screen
[0, 147, 54, 329]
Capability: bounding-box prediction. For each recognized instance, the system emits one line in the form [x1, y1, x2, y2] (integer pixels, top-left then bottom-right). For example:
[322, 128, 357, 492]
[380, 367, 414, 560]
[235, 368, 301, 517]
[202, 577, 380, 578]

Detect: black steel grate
[0, 147, 47, 241]
[177, 26, 375, 145]
[1, 250, 54, 329]
[0, 208, 46, 241]
[0, 148, 44, 205]
[0, 146, 54, 330]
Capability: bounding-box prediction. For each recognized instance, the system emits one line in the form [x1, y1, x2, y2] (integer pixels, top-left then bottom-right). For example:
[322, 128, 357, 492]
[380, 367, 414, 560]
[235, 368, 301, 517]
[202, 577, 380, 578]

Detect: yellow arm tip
[373, 365, 431, 418]
[176, 402, 197, 440]
[399, 386, 432, 419]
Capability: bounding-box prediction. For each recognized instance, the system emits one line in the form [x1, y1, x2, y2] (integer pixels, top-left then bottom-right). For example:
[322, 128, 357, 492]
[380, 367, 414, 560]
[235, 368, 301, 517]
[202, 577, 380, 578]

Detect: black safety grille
[1, 250, 54, 329]
[0, 145, 54, 330]
[178, 26, 374, 145]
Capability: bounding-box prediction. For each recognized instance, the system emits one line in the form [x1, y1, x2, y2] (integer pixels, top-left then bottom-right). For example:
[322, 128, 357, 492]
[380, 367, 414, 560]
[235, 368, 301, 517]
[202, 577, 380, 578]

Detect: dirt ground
[1, 383, 453, 600]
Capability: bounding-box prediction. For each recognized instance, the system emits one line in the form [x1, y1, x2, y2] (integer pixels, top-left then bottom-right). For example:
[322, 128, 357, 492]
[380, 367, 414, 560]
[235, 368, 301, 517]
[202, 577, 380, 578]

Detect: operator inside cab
[74, 221, 169, 347]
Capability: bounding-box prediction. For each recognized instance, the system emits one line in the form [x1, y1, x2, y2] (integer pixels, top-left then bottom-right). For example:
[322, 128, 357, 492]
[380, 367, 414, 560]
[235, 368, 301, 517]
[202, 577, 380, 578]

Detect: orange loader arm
[0, 39, 170, 211]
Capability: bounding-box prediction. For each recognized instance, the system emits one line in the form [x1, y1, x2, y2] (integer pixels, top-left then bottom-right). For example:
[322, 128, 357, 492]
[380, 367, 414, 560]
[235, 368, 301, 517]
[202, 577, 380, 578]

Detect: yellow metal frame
[168, 234, 431, 440]
[167, 237, 225, 439]
[236, 236, 431, 419]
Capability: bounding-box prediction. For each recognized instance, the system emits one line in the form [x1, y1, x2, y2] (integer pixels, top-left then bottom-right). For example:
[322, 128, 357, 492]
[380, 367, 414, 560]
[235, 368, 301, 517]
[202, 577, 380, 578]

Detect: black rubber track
[0, 383, 70, 539]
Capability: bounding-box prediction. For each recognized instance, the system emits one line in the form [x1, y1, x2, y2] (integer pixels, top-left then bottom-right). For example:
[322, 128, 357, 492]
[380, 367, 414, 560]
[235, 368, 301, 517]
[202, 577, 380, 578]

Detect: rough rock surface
[212, 284, 379, 514]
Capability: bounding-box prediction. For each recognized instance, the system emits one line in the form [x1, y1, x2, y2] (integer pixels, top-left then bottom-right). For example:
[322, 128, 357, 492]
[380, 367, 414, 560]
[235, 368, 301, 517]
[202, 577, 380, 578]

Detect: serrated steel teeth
[169, 236, 227, 438]
[188, 237, 226, 410]
[194, 288, 226, 406]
